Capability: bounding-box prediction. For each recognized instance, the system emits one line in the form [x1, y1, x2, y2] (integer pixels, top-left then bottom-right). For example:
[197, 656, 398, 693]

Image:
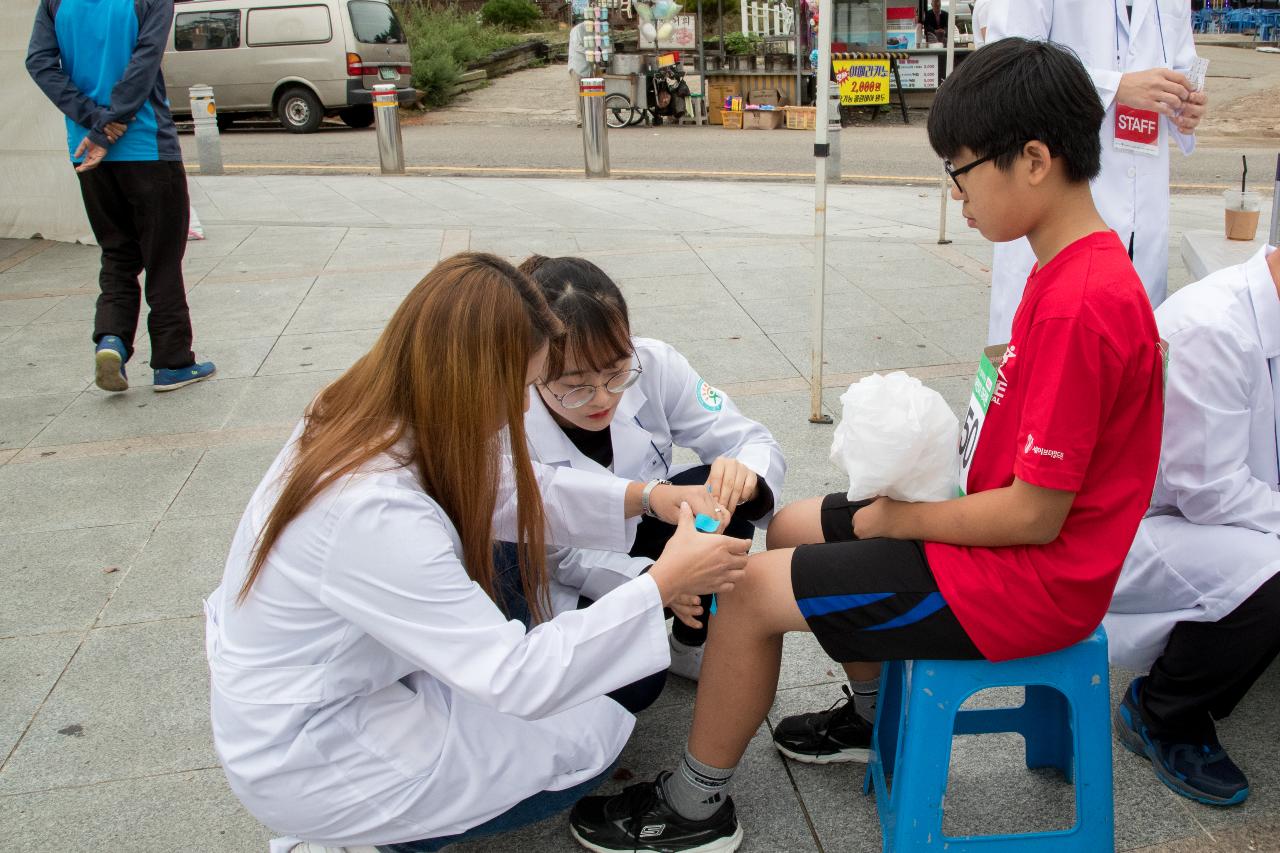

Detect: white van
[164, 0, 414, 133]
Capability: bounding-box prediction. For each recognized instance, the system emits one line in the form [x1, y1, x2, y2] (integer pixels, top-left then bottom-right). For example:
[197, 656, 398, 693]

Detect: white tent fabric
[1, 0, 93, 244]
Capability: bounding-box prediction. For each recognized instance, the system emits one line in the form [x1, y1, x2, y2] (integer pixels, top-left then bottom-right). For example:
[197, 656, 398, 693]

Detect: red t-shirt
[925, 231, 1164, 661]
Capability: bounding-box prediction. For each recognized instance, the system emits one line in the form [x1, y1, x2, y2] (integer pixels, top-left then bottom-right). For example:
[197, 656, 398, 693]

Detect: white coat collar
[1121, 0, 1151, 40]
[1246, 245, 1280, 359]
[525, 383, 653, 475]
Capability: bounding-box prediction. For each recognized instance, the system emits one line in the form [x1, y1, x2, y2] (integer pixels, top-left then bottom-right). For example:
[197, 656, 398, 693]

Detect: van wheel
[216, 114, 235, 132]
[339, 105, 375, 129]
[277, 87, 323, 133]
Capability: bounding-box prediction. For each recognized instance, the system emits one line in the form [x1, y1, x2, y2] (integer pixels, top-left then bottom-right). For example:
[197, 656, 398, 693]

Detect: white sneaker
[668, 635, 704, 681]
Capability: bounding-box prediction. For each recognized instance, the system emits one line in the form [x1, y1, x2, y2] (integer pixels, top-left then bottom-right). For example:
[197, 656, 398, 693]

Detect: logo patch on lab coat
[695, 379, 724, 412]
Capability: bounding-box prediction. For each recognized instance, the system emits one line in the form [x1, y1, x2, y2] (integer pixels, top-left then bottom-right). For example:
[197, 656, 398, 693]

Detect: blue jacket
[26, 0, 181, 163]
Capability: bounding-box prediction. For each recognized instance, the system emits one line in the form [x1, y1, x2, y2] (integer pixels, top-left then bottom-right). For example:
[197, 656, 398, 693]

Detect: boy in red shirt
[568, 38, 1164, 852]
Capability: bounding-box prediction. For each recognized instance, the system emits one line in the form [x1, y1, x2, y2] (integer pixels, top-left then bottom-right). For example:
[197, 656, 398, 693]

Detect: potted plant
[725, 32, 758, 71]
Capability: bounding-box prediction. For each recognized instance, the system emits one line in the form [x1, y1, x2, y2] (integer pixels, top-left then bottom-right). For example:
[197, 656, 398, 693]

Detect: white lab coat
[985, 0, 1198, 344]
[205, 425, 670, 849]
[527, 337, 787, 614]
[1104, 246, 1280, 670]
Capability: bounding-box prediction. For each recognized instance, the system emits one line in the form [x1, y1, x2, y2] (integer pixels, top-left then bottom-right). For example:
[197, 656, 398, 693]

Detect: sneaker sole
[570, 823, 743, 853]
[773, 741, 869, 765]
[154, 368, 216, 392]
[94, 349, 128, 392]
[1113, 703, 1250, 807]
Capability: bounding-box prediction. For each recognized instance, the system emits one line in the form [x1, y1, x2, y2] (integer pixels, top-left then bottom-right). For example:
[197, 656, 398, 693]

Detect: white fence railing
[741, 1, 794, 37]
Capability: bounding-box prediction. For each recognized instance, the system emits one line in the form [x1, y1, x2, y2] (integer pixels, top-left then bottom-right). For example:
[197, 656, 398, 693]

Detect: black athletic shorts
[791, 494, 983, 663]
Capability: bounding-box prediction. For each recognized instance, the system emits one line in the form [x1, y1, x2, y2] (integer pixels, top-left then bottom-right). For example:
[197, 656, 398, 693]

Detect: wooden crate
[722, 110, 745, 129]
[783, 106, 817, 130]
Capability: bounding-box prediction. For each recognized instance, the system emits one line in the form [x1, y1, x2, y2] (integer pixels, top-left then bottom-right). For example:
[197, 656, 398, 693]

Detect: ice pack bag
[829, 371, 959, 503]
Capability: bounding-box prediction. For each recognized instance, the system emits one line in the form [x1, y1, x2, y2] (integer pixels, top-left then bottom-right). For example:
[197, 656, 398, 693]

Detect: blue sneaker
[94, 335, 128, 392]
[153, 361, 216, 392]
[1115, 676, 1249, 806]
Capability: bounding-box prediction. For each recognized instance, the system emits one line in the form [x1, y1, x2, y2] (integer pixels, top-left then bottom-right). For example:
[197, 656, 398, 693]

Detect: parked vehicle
[165, 0, 415, 133]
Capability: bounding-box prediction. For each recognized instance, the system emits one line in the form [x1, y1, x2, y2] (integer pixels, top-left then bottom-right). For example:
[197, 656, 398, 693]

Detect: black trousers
[1141, 573, 1280, 741]
[76, 161, 195, 370]
[627, 464, 756, 647]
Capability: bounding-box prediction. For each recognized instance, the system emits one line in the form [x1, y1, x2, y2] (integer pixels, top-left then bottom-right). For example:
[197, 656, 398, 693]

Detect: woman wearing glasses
[515, 256, 786, 690]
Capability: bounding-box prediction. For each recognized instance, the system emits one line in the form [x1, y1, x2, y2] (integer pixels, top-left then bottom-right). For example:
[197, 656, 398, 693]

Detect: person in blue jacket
[27, 0, 215, 393]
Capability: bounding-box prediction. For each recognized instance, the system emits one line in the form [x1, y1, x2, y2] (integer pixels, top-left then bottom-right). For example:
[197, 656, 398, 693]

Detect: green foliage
[397, 3, 536, 106]
[723, 31, 761, 54]
[480, 0, 542, 29]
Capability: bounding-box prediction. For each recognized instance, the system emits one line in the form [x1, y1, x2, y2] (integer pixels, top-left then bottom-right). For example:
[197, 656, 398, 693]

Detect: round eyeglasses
[542, 364, 643, 409]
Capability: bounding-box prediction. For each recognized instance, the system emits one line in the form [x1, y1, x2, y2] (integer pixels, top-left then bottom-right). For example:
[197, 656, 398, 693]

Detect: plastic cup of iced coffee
[1224, 190, 1261, 241]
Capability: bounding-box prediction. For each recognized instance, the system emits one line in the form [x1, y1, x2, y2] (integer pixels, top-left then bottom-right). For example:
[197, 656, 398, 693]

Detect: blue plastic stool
[862, 628, 1114, 852]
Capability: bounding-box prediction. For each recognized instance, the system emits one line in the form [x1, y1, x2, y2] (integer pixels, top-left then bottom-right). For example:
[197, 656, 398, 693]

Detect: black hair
[927, 37, 1104, 183]
[518, 256, 633, 382]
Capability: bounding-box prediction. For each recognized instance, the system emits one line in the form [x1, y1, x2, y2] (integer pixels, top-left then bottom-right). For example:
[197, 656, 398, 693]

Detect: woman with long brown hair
[203, 253, 749, 853]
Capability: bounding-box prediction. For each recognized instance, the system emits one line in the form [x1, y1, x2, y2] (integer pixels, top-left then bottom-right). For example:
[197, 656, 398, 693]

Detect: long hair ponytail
[237, 253, 562, 623]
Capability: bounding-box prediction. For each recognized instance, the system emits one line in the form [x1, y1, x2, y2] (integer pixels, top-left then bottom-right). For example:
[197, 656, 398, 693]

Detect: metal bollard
[579, 77, 610, 179]
[372, 83, 405, 175]
[825, 81, 841, 184]
[188, 84, 223, 175]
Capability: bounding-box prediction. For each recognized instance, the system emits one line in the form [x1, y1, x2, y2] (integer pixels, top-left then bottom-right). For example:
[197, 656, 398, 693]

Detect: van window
[175, 10, 242, 51]
[348, 0, 405, 44]
[246, 4, 333, 46]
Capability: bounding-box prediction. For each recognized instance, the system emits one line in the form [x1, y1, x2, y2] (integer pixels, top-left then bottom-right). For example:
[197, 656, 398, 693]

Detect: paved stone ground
[0, 175, 1276, 852]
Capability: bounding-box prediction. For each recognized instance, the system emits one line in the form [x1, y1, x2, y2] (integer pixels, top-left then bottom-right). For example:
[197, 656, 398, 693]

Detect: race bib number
[957, 351, 999, 496]
[1114, 104, 1161, 157]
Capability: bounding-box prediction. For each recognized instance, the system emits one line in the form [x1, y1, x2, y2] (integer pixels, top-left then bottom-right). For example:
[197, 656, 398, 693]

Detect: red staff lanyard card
[1114, 103, 1161, 156]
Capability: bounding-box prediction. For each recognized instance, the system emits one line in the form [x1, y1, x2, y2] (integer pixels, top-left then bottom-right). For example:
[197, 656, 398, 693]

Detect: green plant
[480, 0, 541, 29]
[398, 3, 534, 106]
[724, 31, 760, 55]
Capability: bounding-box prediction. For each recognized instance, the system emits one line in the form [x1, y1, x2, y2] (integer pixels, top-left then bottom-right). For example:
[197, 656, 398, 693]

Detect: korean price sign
[833, 58, 890, 106]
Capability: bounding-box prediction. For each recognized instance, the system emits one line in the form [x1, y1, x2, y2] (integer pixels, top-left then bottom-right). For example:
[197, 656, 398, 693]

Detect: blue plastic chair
[862, 628, 1114, 852]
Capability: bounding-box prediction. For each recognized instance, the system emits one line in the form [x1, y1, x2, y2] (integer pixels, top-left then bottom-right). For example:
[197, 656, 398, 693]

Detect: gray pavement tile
[257, 329, 379, 376]
[838, 257, 971, 292]
[0, 449, 201, 535]
[0, 238, 32, 261]
[872, 284, 990, 323]
[310, 267, 426, 299]
[230, 225, 348, 260]
[695, 242, 818, 274]
[0, 617, 212, 795]
[914, 316, 989, 362]
[185, 277, 314, 341]
[221, 371, 339, 429]
[710, 265, 861, 301]
[466, 228, 587, 261]
[666, 334, 800, 386]
[614, 273, 728, 308]
[203, 254, 327, 285]
[131, 336, 276, 386]
[166, 440, 282, 520]
[776, 324, 957, 376]
[0, 523, 150, 637]
[583, 249, 713, 282]
[181, 223, 257, 258]
[29, 378, 249, 447]
[99, 514, 239, 627]
[0, 632, 80, 764]
[0, 296, 62, 325]
[630, 299, 762, 343]
[25, 293, 97, 325]
[1, 242, 100, 274]
[0, 323, 18, 343]
[0, 268, 97, 298]
[327, 227, 444, 267]
[0, 353, 92, 399]
[738, 290, 900, 335]
[6, 320, 87, 358]
[284, 287, 402, 335]
[0, 768, 270, 853]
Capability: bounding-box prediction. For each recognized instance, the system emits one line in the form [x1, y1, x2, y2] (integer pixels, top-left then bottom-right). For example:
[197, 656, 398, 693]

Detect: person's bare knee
[766, 497, 826, 550]
[712, 548, 808, 637]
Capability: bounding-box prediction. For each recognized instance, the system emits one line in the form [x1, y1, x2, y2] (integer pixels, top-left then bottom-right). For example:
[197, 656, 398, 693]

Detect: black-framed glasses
[541, 360, 643, 409]
[943, 142, 1026, 193]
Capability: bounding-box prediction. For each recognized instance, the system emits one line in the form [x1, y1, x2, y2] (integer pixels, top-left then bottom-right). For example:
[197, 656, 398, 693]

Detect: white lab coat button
[1127, 166, 1137, 178]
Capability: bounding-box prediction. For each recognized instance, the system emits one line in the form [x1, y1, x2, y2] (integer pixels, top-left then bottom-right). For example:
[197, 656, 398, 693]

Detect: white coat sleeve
[1165, 0, 1198, 156]
[1160, 325, 1280, 533]
[985, 0, 1123, 110]
[653, 343, 787, 521]
[494, 451, 632, 552]
[320, 490, 670, 720]
[550, 545, 653, 603]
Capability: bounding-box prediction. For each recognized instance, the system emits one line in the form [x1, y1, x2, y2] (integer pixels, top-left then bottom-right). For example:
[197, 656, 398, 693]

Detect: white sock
[661, 751, 735, 821]
[850, 676, 879, 723]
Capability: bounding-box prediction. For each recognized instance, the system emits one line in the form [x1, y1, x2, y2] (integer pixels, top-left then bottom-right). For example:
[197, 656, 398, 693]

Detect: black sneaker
[1114, 676, 1249, 807]
[569, 771, 742, 853]
[772, 685, 873, 764]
